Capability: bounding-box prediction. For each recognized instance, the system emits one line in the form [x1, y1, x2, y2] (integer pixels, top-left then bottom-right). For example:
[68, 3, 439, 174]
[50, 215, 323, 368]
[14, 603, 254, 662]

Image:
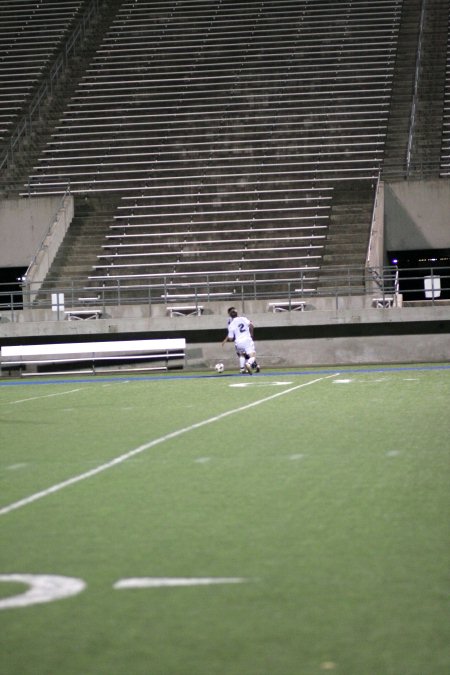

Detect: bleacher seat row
[17, 0, 404, 302]
[25, 0, 402, 195]
[0, 0, 87, 148]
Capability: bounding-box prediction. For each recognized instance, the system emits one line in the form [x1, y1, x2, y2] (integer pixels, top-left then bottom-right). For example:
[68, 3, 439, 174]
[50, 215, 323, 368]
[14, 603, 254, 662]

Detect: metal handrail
[406, 0, 427, 176]
[23, 184, 72, 284]
[365, 174, 381, 270]
[0, 0, 101, 175]
[0, 265, 447, 317]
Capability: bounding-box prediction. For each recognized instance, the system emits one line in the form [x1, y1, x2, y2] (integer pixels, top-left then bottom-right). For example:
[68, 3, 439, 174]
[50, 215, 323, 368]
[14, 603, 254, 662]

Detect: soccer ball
[214, 362, 225, 373]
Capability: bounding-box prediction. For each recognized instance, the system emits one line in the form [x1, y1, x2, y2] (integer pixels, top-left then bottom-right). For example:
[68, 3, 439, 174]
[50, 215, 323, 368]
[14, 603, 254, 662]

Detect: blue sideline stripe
[0, 363, 449, 388]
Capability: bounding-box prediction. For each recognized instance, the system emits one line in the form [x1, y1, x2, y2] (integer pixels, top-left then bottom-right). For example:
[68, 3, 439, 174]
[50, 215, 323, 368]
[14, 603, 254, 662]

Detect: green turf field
[0, 366, 449, 675]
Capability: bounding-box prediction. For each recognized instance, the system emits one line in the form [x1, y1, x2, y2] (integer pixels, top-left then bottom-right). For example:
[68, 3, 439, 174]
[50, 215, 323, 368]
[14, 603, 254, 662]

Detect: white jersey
[227, 316, 255, 354]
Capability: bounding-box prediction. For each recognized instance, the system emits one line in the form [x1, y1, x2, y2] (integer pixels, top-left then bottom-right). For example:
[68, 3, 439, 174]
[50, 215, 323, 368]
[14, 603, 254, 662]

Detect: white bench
[1, 338, 186, 376]
[64, 309, 102, 321]
[268, 301, 306, 313]
[166, 305, 204, 318]
[371, 297, 394, 309]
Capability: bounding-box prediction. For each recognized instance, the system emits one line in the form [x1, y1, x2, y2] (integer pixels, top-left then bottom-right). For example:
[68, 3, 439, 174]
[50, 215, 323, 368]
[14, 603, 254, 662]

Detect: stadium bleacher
[0, 0, 88, 149]
[27, 0, 400, 195]
[3, 0, 449, 305]
[440, 10, 450, 177]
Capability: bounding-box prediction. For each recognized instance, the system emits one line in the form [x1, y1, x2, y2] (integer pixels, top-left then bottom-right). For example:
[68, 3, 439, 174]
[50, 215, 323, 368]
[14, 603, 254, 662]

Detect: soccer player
[221, 306, 260, 374]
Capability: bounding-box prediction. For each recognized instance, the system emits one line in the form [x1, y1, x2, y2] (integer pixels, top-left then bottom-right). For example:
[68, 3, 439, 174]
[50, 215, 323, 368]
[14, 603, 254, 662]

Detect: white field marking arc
[2, 388, 83, 406]
[0, 574, 86, 610]
[0, 575, 248, 611]
[114, 577, 248, 589]
[0, 374, 337, 517]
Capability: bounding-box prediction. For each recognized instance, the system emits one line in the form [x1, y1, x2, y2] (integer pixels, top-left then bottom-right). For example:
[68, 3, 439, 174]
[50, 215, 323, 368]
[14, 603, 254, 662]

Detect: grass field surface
[0, 365, 449, 675]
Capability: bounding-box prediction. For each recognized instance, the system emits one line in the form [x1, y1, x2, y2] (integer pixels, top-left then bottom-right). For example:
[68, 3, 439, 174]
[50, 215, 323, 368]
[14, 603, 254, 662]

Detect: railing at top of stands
[0, 0, 101, 176]
[0, 265, 449, 321]
[406, 0, 426, 177]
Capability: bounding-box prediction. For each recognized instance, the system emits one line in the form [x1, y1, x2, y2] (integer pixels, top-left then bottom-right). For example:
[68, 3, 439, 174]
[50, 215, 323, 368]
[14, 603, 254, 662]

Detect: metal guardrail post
[149, 284, 153, 310]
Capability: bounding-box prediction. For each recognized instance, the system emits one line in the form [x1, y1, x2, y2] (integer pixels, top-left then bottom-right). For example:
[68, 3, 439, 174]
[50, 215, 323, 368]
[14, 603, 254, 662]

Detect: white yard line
[0, 374, 337, 517]
[2, 389, 83, 406]
[114, 577, 247, 589]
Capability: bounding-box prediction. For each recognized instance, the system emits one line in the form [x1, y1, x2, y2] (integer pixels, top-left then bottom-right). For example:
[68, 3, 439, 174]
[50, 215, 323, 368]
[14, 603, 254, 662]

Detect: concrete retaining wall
[385, 179, 450, 252]
[1, 300, 449, 371]
[0, 196, 63, 268]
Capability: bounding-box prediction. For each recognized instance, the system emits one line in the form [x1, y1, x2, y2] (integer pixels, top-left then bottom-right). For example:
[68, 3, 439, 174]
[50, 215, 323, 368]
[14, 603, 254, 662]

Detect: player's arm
[222, 333, 234, 346]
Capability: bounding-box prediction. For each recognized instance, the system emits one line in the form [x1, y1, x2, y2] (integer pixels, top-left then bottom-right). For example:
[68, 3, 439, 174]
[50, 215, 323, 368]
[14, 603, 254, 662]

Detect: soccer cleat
[245, 362, 253, 375]
[252, 362, 260, 373]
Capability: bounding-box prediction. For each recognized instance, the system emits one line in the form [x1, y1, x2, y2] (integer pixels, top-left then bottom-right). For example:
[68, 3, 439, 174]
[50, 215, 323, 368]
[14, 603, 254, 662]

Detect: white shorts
[235, 337, 255, 356]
